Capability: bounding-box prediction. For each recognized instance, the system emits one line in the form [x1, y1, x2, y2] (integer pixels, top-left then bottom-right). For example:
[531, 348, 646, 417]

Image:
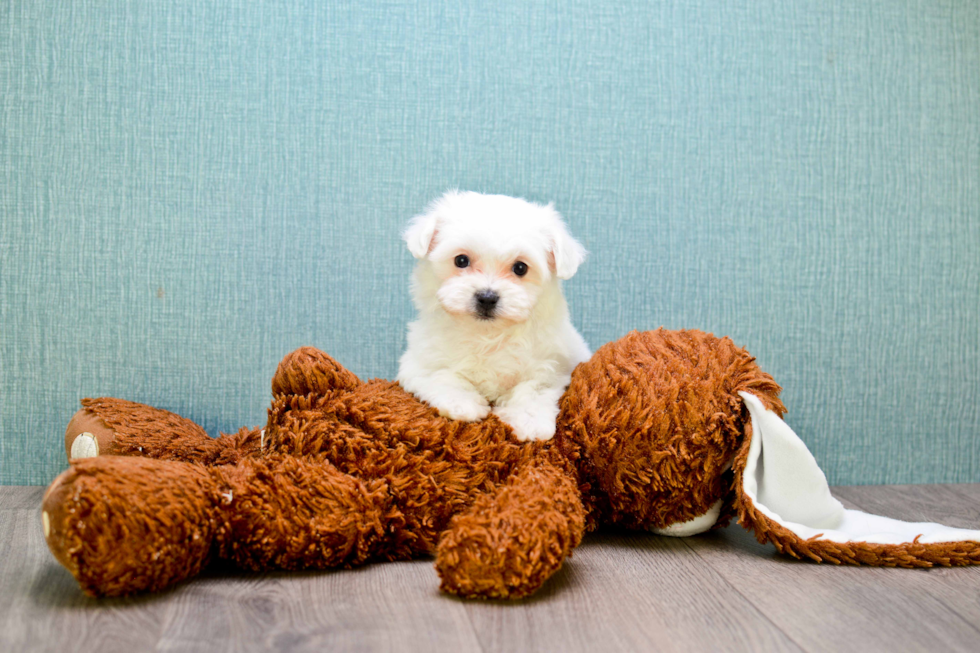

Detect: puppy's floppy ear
[546, 204, 587, 280]
[403, 210, 439, 259]
[403, 190, 459, 259]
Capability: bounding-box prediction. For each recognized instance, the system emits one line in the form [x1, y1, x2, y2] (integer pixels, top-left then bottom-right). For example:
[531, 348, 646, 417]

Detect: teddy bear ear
[737, 391, 980, 565]
[545, 204, 587, 280]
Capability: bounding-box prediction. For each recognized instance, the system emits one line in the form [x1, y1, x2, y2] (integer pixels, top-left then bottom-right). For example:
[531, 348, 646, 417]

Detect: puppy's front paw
[493, 404, 558, 442]
[433, 393, 491, 422]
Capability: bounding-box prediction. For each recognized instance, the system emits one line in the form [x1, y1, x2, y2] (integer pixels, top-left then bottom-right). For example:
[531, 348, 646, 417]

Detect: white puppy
[397, 190, 591, 442]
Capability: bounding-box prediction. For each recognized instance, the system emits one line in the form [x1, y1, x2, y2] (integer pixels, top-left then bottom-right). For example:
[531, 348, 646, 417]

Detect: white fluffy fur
[397, 191, 591, 441]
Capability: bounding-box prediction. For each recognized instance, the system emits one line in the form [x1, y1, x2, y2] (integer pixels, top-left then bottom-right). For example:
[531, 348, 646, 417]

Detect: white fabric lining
[739, 391, 980, 545]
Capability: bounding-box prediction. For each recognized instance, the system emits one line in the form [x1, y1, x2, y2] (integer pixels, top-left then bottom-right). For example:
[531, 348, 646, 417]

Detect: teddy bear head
[555, 329, 784, 532]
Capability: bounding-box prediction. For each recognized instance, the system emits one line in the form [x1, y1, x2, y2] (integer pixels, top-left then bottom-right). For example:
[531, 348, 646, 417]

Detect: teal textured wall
[2, 1, 978, 486]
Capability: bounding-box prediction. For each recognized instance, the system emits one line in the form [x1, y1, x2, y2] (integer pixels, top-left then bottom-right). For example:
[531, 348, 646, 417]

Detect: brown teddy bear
[42, 329, 980, 599]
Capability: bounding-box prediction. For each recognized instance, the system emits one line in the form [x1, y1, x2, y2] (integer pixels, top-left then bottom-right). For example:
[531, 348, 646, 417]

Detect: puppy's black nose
[475, 289, 499, 313]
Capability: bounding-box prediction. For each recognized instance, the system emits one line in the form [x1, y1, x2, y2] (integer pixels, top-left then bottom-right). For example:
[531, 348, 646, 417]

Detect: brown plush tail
[733, 392, 980, 568]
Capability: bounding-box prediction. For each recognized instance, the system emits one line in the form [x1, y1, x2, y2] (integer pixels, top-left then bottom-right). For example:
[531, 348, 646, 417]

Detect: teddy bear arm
[435, 457, 586, 599]
[65, 398, 240, 464]
[271, 346, 362, 399]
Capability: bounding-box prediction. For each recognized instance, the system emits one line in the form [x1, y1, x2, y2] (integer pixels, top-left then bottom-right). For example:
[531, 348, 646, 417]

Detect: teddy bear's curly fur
[42, 329, 979, 599]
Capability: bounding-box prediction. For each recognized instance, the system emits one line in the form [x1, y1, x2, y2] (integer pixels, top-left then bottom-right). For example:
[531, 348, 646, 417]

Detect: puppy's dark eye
[454, 254, 469, 268]
[512, 261, 528, 277]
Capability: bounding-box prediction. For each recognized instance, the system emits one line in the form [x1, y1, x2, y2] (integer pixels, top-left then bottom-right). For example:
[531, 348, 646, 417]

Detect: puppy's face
[429, 241, 543, 323]
[404, 192, 586, 324]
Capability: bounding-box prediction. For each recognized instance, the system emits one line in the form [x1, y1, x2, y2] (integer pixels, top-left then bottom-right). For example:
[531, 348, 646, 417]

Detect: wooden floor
[2, 484, 978, 653]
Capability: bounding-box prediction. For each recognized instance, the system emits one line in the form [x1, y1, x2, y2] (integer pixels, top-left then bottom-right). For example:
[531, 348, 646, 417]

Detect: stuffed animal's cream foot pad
[64, 407, 118, 460]
[69, 433, 99, 459]
[650, 499, 724, 537]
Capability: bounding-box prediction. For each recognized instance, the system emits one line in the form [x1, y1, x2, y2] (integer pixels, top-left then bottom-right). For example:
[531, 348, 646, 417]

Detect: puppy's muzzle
[474, 289, 499, 320]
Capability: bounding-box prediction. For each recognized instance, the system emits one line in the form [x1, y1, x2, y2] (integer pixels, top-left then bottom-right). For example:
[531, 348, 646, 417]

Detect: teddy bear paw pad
[69, 432, 99, 459]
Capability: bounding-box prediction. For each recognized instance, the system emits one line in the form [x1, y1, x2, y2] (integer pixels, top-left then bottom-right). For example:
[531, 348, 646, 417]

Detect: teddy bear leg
[64, 404, 119, 460]
[42, 456, 221, 597]
[65, 397, 247, 464]
[42, 454, 396, 598]
[213, 455, 399, 572]
[436, 458, 586, 599]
